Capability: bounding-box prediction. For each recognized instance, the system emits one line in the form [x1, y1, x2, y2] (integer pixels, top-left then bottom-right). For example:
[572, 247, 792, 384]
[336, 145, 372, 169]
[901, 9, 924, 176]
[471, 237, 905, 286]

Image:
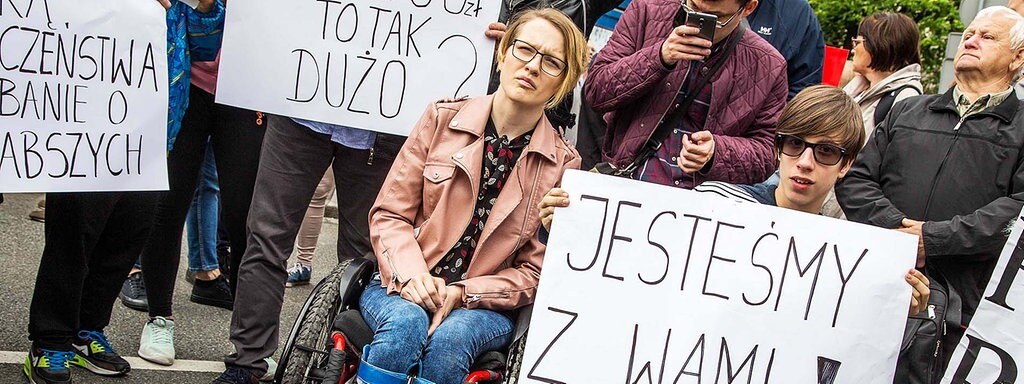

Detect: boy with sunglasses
[539, 85, 930, 315]
[694, 85, 860, 213]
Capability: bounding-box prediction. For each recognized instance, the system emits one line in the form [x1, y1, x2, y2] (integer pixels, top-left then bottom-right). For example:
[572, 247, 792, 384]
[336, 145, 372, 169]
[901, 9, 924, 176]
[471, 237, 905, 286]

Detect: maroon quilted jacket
[586, 0, 788, 186]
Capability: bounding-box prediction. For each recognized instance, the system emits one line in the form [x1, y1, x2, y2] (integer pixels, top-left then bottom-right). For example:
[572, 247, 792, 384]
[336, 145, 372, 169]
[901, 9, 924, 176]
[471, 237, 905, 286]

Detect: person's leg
[189, 145, 234, 310]
[419, 309, 514, 384]
[224, 115, 333, 375]
[211, 103, 266, 293]
[27, 192, 120, 383]
[359, 278, 430, 375]
[188, 143, 222, 276]
[331, 133, 404, 261]
[29, 193, 118, 348]
[294, 167, 335, 266]
[287, 168, 335, 287]
[141, 84, 216, 319]
[74, 191, 158, 376]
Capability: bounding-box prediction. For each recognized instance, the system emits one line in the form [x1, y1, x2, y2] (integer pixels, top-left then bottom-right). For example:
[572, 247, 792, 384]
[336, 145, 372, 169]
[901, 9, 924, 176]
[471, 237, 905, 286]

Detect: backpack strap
[873, 84, 922, 126]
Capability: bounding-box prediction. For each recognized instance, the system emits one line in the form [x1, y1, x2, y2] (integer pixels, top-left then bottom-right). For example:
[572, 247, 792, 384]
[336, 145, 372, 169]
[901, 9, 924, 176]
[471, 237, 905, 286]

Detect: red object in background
[822, 46, 849, 87]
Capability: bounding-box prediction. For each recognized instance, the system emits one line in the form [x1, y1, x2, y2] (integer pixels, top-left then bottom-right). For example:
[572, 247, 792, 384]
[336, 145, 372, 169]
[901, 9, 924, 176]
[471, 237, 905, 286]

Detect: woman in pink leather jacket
[359, 9, 588, 384]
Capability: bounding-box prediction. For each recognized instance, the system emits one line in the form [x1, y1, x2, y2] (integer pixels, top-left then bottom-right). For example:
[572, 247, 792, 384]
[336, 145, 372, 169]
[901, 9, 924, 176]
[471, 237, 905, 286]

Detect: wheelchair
[274, 256, 520, 384]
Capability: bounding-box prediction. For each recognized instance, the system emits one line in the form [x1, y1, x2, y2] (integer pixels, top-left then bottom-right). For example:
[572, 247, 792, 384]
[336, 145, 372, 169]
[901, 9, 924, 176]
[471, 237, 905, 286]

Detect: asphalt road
[0, 193, 343, 384]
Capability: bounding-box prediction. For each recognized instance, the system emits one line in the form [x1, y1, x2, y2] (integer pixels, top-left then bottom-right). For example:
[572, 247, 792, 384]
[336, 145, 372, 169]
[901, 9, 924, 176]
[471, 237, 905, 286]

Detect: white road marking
[0, 351, 225, 373]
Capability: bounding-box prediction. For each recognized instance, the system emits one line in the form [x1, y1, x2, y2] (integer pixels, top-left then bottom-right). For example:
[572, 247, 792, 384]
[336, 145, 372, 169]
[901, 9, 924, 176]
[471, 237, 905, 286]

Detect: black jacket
[836, 88, 1024, 321]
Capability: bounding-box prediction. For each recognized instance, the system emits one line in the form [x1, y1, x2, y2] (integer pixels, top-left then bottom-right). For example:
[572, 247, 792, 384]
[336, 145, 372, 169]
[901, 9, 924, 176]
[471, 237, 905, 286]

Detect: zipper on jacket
[512, 163, 544, 252]
[367, 147, 375, 166]
[922, 117, 964, 218]
[384, 250, 403, 285]
[466, 292, 511, 304]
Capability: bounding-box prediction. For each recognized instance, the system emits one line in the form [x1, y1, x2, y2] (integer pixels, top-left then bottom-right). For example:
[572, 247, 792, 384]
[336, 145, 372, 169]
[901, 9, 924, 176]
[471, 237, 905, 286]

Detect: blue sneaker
[285, 264, 311, 287]
[24, 347, 75, 384]
[71, 330, 131, 376]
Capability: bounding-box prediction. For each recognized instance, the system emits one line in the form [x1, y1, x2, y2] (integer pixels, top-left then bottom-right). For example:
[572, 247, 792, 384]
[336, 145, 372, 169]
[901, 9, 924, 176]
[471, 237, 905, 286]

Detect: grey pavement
[0, 193, 343, 383]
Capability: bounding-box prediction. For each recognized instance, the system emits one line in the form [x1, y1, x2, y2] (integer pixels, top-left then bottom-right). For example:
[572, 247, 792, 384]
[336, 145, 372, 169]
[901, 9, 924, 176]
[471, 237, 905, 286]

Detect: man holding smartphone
[586, 0, 787, 189]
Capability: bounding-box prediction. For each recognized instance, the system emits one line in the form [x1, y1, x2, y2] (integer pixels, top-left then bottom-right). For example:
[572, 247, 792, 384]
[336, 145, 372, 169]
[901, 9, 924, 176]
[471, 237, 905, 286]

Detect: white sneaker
[260, 357, 277, 382]
[138, 316, 175, 366]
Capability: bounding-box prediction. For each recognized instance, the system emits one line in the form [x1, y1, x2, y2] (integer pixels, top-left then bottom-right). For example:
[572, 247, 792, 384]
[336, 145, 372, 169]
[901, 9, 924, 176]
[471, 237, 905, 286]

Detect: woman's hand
[428, 285, 465, 337]
[156, 0, 172, 10]
[538, 188, 570, 232]
[399, 272, 448, 313]
[906, 269, 930, 316]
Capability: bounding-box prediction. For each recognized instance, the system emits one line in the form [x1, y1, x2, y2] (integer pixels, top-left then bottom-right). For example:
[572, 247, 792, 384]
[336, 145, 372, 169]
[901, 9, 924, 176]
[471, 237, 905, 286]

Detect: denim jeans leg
[360, 279, 429, 376]
[186, 143, 221, 272]
[419, 308, 513, 384]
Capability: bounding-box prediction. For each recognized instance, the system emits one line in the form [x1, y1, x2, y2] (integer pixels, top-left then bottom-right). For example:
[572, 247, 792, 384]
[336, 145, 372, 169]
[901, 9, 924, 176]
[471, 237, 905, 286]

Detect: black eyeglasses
[775, 134, 847, 166]
[682, 0, 749, 29]
[509, 39, 567, 77]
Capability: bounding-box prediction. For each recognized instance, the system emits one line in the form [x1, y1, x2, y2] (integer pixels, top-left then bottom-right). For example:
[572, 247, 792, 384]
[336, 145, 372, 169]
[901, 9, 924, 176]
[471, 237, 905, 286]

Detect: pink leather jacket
[369, 95, 581, 311]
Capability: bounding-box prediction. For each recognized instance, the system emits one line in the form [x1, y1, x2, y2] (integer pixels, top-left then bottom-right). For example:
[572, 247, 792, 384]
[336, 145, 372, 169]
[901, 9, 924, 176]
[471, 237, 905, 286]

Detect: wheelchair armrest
[337, 257, 376, 311]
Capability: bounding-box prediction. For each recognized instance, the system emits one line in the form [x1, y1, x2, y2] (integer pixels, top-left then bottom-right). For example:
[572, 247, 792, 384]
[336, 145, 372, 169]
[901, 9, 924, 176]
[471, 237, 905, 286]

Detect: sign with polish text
[521, 170, 918, 383]
[216, 0, 499, 137]
[0, 0, 169, 192]
[941, 211, 1024, 383]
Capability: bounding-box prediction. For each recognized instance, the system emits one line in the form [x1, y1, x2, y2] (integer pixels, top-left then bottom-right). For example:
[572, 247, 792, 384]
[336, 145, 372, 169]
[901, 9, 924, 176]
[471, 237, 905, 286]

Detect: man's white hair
[974, 6, 1024, 80]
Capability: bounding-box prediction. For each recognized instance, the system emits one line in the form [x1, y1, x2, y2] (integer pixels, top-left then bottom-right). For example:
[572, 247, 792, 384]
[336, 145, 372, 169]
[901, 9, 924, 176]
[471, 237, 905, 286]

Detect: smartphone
[682, 10, 718, 42]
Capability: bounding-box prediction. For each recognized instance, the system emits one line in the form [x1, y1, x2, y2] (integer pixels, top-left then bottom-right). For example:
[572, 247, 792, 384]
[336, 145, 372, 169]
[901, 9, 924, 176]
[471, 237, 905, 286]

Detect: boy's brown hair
[777, 85, 866, 165]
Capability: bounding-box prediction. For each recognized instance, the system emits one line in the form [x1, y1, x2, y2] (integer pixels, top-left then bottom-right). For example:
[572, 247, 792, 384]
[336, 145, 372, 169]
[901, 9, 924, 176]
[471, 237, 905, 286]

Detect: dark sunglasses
[775, 134, 847, 166]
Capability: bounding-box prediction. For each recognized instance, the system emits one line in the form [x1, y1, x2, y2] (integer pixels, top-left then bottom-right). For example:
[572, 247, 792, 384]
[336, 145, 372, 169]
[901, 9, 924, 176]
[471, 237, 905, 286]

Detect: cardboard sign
[941, 211, 1024, 383]
[0, 0, 169, 192]
[217, 0, 499, 137]
[521, 170, 918, 383]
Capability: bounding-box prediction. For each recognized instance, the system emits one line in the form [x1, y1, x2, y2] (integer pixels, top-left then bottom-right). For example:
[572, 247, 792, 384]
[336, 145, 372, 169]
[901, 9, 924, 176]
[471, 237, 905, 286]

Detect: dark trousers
[226, 115, 403, 373]
[28, 192, 158, 349]
[140, 85, 267, 317]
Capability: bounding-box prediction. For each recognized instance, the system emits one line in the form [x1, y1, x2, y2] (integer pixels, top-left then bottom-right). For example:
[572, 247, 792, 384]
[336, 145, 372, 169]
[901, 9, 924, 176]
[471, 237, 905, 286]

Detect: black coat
[836, 88, 1024, 321]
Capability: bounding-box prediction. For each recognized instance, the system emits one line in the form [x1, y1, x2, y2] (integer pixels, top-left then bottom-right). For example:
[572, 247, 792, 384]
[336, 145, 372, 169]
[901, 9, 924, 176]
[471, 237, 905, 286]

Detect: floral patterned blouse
[431, 120, 533, 283]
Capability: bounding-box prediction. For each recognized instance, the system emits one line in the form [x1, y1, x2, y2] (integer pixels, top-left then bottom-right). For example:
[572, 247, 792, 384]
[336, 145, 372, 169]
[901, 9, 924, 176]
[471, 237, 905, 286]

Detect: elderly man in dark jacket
[586, 0, 787, 188]
[836, 5, 1024, 366]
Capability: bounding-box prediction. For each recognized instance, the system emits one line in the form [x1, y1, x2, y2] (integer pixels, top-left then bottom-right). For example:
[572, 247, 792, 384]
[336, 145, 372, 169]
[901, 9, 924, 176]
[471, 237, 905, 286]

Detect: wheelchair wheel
[278, 259, 349, 384]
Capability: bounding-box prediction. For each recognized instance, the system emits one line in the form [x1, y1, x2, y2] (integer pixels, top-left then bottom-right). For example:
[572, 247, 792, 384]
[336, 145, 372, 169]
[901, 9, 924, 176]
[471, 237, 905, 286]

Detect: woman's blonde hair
[497, 8, 588, 109]
[777, 85, 866, 165]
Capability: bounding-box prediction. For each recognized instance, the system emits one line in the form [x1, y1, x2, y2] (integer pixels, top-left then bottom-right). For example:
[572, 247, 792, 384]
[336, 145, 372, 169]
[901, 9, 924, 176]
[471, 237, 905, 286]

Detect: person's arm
[835, 101, 909, 229]
[701, 61, 787, 184]
[369, 104, 439, 295]
[585, 1, 674, 113]
[184, 0, 225, 62]
[922, 187, 1024, 259]
[454, 157, 582, 310]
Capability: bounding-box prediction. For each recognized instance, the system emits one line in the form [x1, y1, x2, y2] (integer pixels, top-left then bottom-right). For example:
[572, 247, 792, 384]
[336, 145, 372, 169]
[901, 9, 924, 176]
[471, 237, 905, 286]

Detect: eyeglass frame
[774, 134, 848, 166]
[508, 39, 568, 78]
[850, 37, 866, 50]
[681, 0, 750, 29]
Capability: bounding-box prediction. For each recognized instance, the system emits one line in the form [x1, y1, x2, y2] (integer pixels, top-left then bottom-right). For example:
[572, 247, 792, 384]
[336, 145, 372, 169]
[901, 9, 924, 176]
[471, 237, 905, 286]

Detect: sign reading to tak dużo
[217, 0, 498, 137]
[941, 211, 1024, 383]
[521, 170, 918, 383]
[0, 0, 169, 192]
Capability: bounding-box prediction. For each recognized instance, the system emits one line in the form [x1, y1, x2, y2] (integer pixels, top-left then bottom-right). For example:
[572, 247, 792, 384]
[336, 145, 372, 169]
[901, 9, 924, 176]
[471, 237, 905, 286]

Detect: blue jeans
[185, 145, 220, 273]
[359, 277, 514, 384]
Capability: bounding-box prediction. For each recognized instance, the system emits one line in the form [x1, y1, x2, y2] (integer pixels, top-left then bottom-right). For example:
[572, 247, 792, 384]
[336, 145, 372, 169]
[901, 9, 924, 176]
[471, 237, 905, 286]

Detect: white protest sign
[217, 0, 499, 137]
[941, 211, 1024, 383]
[0, 0, 169, 192]
[521, 170, 918, 383]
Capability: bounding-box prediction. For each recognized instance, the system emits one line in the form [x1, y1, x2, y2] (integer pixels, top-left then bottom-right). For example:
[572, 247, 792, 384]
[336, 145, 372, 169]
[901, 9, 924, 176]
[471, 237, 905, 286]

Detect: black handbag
[893, 273, 962, 384]
[591, 23, 745, 178]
